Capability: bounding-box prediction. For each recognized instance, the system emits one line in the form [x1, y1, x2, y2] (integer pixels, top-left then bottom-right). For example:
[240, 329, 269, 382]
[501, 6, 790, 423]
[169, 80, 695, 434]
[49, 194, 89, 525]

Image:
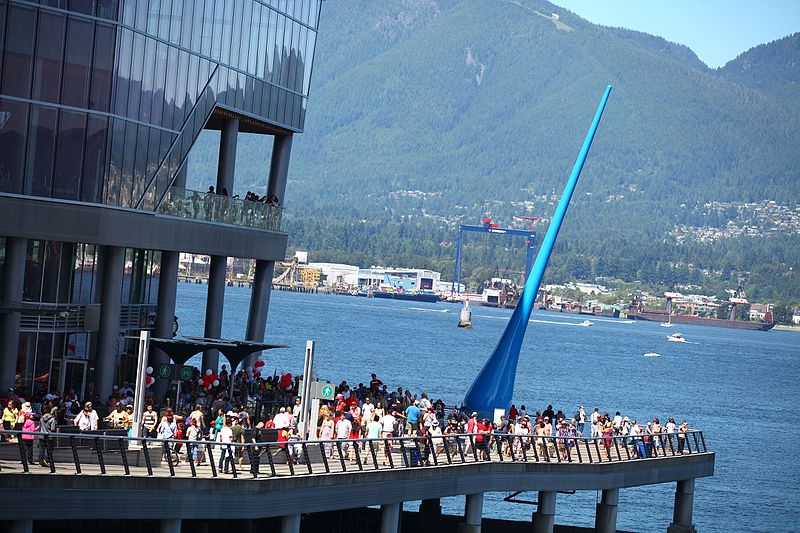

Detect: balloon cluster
[198, 368, 219, 390]
[145, 366, 154, 388]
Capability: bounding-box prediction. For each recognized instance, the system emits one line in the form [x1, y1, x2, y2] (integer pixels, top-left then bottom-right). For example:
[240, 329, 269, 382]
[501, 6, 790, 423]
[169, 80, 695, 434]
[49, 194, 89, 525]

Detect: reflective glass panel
[81, 114, 108, 203]
[32, 11, 66, 104]
[179, 0, 193, 49]
[174, 50, 189, 127]
[221, 0, 233, 64]
[26, 105, 58, 197]
[96, 0, 120, 20]
[90, 23, 116, 112]
[151, 41, 169, 127]
[2, 5, 36, 98]
[53, 109, 86, 200]
[140, 37, 156, 122]
[120, 120, 138, 207]
[0, 100, 28, 193]
[62, 17, 95, 108]
[68, 0, 93, 15]
[105, 117, 126, 205]
[128, 33, 146, 119]
[113, 29, 134, 117]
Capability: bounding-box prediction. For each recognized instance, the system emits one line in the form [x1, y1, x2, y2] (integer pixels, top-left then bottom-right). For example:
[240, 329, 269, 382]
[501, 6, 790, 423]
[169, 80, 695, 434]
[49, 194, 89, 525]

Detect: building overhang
[0, 194, 287, 260]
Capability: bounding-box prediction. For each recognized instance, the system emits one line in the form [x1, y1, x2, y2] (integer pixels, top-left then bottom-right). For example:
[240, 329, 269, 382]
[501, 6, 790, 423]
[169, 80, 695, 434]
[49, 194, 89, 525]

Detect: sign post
[130, 331, 150, 441]
[298, 340, 315, 439]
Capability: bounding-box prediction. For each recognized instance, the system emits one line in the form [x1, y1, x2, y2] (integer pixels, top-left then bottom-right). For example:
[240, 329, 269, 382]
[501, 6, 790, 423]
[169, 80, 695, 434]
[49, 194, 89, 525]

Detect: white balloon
[145, 366, 153, 375]
[205, 369, 213, 376]
[212, 379, 220, 387]
[197, 379, 204, 386]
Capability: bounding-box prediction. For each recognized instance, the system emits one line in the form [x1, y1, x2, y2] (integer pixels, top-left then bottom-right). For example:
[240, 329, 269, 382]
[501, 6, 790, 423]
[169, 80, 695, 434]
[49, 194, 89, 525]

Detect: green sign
[320, 384, 334, 400]
[179, 366, 193, 381]
[158, 364, 193, 381]
[158, 364, 172, 379]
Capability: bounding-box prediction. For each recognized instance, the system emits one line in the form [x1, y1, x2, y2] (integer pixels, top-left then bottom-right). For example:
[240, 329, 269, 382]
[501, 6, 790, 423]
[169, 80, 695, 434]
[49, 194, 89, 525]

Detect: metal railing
[156, 187, 283, 232]
[0, 429, 708, 479]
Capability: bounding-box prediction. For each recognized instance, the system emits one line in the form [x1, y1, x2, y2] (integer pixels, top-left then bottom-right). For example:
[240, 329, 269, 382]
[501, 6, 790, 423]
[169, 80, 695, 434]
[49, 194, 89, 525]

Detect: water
[175, 283, 800, 532]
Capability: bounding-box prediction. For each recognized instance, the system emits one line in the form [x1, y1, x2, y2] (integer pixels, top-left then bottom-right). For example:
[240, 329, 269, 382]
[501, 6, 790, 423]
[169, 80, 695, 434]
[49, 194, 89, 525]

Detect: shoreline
[773, 325, 800, 332]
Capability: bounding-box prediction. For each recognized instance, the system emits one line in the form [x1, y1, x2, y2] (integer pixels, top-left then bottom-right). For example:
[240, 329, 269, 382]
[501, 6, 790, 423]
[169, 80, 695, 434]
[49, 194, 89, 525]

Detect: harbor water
[176, 283, 800, 533]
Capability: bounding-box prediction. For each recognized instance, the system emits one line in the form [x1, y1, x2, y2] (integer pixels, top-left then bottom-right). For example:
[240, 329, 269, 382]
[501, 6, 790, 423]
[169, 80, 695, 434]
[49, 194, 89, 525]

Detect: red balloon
[254, 360, 265, 368]
[254, 371, 261, 377]
[145, 376, 153, 385]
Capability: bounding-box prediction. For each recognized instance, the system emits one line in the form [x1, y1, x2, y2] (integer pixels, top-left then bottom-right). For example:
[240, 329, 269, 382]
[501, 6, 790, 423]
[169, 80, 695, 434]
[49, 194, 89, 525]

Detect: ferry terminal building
[0, 0, 323, 402]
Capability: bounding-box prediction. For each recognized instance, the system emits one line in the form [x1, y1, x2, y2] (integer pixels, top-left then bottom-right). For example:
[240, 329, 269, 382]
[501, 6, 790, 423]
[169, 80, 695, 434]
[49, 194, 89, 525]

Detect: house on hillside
[749, 303, 773, 322]
[792, 308, 800, 325]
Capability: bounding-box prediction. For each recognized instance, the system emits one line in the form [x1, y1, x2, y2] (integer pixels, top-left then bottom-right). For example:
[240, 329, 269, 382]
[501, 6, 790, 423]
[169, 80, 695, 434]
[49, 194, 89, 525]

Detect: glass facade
[0, 0, 320, 208]
[0, 0, 322, 397]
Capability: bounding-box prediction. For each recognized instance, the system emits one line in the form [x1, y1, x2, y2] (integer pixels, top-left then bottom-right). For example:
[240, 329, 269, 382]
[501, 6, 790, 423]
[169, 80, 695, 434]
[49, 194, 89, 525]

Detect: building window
[2, 5, 36, 98]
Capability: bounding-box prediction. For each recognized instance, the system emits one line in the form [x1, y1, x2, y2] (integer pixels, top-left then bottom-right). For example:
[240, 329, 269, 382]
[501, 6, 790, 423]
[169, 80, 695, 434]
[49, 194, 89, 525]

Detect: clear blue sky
[551, 0, 800, 68]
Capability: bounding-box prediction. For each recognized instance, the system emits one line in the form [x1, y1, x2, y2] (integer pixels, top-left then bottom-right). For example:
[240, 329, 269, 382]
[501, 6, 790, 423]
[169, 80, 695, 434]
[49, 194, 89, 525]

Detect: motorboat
[579, 320, 593, 327]
[643, 352, 661, 357]
[667, 332, 686, 343]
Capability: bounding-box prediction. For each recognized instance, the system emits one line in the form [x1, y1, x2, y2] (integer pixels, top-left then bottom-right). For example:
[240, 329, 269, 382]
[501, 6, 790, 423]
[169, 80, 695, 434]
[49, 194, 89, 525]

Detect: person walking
[20, 412, 37, 463]
[37, 406, 57, 466]
[216, 417, 234, 473]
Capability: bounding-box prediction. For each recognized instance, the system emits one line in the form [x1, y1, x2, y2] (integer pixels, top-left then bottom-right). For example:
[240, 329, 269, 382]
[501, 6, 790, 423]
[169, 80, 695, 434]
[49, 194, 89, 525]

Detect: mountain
[719, 32, 800, 104]
[187, 0, 800, 304]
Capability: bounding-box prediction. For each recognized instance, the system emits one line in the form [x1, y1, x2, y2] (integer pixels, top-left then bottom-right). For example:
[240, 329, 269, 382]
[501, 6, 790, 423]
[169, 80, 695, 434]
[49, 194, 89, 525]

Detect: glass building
[0, 0, 322, 403]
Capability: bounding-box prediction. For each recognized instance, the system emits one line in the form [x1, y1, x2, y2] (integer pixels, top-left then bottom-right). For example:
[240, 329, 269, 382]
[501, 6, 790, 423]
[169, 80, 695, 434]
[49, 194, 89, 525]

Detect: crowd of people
[0, 371, 694, 469]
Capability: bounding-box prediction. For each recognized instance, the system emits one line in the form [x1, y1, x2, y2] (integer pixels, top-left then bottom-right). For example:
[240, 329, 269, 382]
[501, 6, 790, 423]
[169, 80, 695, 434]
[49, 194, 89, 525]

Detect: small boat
[667, 332, 686, 343]
[660, 322, 674, 327]
[643, 352, 661, 357]
[578, 320, 592, 327]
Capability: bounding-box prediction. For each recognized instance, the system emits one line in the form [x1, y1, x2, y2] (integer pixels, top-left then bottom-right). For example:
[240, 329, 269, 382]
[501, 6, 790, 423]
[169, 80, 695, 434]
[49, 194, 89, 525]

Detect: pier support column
[0, 237, 26, 391]
[280, 514, 300, 533]
[532, 490, 556, 533]
[152, 250, 180, 399]
[594, 488, 619, 533]
[667, 479, 697, 533]
[217, 118, 238, 195]
[9, 520, 32, 533]
[381, 502, 402, 533]
[267, 134, 292, 204]
[420, 498, 442, 530]
[94, 245, 125, 402]
[458, 492, 484, 533]
[201, 255, 226, 372]
[160, 519, 181, 533]
[243, 259, 276, 370]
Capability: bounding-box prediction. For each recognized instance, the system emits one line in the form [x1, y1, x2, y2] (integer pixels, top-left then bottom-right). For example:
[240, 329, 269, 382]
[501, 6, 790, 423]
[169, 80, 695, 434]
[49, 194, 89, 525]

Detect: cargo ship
[627, 291, 775, 331]
[464, 278, 520, 309]
[371, 290, 440, 303]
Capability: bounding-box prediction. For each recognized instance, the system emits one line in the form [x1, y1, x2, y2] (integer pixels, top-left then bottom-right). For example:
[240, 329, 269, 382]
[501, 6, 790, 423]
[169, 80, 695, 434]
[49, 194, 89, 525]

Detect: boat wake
[409, 307, 449, 313]
[643, 352, 661, 357]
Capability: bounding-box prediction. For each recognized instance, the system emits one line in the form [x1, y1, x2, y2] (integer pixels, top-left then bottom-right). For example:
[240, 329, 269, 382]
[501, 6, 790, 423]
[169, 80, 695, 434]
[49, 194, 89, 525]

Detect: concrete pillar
[160, 518, 181, 533]
[532, 490, 556, 533]
[667, 479, 697, 533]
[280, 513, 301, 533]
[595, 488, 619, 533]
[267, 134, 293, 204]
[217, 118, 239, 195]
[243, 259, 276, 369]
[9, 520, 32, 533]
[0, 237, 26, 391]
[420, 498, 442, 531]
[94, 245, 125, 402]
[201, 255, 226, 372]
[152, 250, 180, 399]
[381, 502, 402, 533]
[459, 492, 484, 533]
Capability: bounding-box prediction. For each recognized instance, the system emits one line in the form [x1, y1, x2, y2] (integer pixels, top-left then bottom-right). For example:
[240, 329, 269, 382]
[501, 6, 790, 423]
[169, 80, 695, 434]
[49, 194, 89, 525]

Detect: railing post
[95, 437, 106, 474]
[70, 435, 81, 474]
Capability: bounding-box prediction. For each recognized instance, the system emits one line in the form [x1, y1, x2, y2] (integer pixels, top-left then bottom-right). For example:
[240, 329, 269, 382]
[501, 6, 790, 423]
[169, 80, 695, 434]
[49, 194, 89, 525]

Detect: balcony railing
[156, 187, 283, 232]
[0, 429, 708, 479]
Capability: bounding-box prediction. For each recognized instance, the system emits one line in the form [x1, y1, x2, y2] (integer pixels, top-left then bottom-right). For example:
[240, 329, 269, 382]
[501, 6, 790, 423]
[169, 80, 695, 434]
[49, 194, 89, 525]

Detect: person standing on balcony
[74, 402, 98, 431]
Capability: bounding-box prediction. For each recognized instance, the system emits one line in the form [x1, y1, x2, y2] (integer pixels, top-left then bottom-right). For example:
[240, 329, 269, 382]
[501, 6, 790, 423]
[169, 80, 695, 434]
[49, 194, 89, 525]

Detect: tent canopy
[148, 336, 287, 368]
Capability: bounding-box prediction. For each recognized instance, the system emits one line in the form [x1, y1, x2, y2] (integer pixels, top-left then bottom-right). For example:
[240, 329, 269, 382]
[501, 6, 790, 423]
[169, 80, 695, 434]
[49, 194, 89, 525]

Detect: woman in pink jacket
[21, 412, 37, 464]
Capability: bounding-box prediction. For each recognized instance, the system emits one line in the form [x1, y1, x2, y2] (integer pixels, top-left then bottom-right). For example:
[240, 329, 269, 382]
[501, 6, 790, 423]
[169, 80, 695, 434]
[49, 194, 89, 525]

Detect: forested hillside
[187, 0, 800, 307]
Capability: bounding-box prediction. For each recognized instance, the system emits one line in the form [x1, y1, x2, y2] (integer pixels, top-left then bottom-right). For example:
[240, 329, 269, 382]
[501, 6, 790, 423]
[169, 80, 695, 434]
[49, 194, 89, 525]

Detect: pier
[0, 430, 713, 533]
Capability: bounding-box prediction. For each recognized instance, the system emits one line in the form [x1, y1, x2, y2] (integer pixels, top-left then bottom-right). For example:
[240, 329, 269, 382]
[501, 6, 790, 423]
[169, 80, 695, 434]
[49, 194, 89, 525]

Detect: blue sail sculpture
[463, 85, 613, 418]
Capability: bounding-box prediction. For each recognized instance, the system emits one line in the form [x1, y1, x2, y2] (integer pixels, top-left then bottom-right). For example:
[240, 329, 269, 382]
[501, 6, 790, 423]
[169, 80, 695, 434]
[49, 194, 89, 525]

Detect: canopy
[140, 336, 286, 367]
